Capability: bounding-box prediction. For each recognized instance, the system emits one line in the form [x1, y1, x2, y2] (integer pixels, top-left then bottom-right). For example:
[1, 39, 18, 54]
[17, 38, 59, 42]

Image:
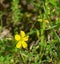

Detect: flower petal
[22, 41, 27, 48]
[15, 34, 20, 41]
[23, 36, 29, 41]
[16, 41, 21, 48]
[20, 31, 26, 37]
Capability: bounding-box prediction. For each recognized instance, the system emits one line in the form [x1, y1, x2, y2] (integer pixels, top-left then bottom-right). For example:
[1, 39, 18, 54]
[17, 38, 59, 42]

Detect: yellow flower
[15, 30, 29, 49]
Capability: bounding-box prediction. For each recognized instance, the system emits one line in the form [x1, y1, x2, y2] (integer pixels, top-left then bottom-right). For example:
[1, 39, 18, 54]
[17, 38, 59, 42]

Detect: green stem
[39, 0, 47, 60]
[39, 22, 46, 62]
[40, 22, 46, 43]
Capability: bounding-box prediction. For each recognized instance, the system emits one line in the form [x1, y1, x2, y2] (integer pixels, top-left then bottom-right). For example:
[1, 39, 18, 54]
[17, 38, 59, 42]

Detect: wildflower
[15, 30, 29, 49]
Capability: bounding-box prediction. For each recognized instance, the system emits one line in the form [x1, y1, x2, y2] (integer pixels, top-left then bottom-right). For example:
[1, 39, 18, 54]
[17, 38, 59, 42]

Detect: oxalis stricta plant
[15, 30, 29, 49]
[11, 0, 22, 24]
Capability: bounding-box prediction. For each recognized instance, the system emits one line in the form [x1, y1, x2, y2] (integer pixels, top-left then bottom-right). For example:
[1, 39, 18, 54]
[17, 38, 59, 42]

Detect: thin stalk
[39, 0, 47, 61]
